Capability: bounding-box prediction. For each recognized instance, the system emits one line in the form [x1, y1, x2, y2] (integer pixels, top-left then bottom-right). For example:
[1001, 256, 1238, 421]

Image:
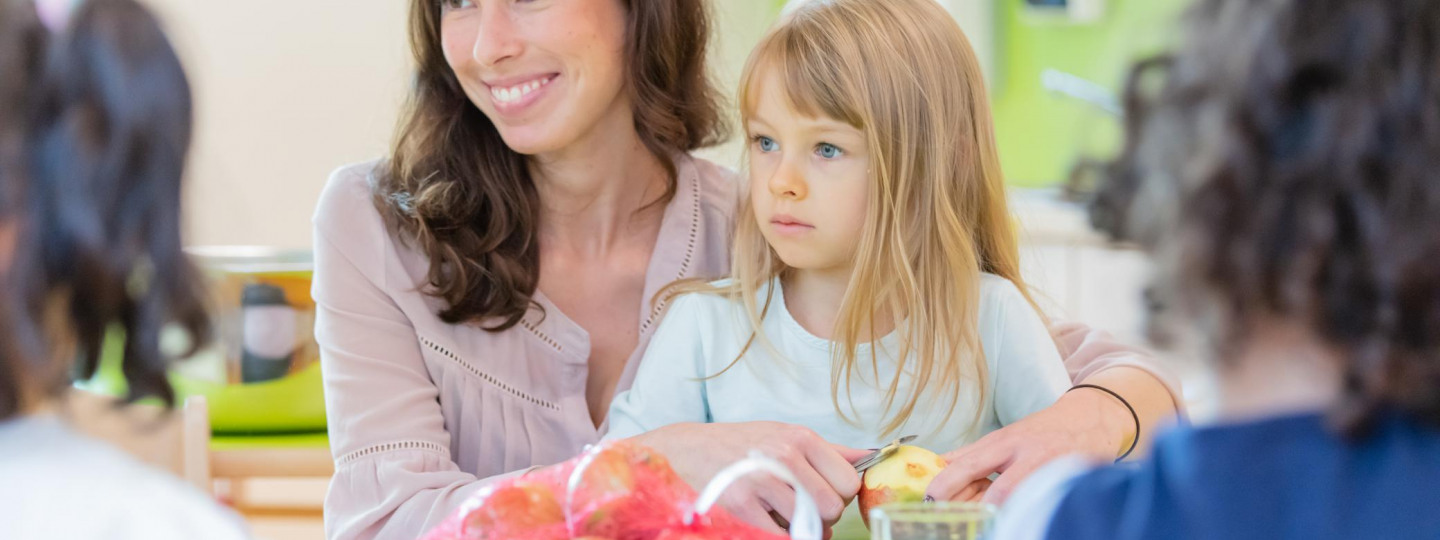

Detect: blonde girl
[607, 0, 1070, 530]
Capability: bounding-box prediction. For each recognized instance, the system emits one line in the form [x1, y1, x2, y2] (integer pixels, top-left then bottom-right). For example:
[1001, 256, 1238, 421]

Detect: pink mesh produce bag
[420, 441, 794, 540]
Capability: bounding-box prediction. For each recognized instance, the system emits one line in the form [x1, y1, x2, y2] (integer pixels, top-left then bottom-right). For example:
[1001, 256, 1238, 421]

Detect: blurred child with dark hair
[0, 0, 247, 537]
[996, 1, 1440, 539]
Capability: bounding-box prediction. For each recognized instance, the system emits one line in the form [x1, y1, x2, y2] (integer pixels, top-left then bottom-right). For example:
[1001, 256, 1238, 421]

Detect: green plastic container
[78, 246, 328, 435]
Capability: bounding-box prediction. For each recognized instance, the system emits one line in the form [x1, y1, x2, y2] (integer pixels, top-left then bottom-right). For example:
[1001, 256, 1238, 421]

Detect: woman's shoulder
[312, 159, 415, 276]
[314, 159, 388, 233]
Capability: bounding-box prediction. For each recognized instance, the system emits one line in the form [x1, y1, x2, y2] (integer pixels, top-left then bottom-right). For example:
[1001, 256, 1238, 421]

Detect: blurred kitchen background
[124, 0, 1201, 537]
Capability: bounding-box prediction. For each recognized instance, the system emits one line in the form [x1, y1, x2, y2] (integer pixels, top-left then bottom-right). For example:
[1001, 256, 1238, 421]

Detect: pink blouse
[312, 155, 1182, 540]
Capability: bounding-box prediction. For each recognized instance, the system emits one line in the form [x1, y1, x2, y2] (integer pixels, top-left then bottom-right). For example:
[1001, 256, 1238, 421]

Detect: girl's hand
[630, 421, 870, 536]
[948, 478, 993, 502]
[925, 388, 1129, 504]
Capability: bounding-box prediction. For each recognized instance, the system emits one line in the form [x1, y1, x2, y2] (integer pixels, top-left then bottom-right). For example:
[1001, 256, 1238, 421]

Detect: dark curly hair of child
[1088, 0, 1440, 435]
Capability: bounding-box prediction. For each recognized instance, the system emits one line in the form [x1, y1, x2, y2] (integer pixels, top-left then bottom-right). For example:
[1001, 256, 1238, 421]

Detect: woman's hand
[925, 386, 1131, 505]
[631, 421, 870, 536]
[928, 363, 1179, 505]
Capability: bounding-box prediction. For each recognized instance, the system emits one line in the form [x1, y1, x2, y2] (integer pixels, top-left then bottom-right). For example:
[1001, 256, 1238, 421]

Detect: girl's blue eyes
[756, 136, 779, 152]
[752, 136, 845, 159]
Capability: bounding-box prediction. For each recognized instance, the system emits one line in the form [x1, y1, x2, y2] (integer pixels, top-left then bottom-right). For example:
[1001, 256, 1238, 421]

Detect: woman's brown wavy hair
[377, 0, 728, 330]
[1086, 0, 1440, 433]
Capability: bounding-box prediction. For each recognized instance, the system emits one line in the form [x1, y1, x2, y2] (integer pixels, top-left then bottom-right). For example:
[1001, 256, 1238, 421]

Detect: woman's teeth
[491, 77, 552, 105]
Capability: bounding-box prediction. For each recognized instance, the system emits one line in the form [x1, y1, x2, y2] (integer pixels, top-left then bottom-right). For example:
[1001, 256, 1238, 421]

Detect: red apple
[573, 441, 705, 538]
[857, 445, 948, 528]
[461, 480, 565, 538]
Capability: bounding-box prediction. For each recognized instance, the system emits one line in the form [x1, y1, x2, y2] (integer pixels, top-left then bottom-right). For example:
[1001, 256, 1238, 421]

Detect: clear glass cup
[869, 502, 997, 540]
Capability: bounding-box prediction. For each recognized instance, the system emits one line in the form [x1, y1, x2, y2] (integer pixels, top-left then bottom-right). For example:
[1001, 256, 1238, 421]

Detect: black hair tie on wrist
[1068, 383, 1140, 463]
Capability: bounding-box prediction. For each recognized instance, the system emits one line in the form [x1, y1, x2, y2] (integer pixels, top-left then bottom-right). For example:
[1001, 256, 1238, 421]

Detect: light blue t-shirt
[606, 273, 1071, 454]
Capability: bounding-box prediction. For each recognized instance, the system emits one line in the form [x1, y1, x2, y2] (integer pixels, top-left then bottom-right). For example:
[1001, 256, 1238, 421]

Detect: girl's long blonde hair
[669, 0, 1039, 436]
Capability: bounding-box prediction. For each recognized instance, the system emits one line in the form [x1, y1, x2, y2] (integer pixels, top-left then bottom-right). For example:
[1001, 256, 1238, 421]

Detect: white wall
[942, 0, 997, 84]
[694, 1, 782, 168]
[140, 0, 779, 250]
[140, 0, 410, 250]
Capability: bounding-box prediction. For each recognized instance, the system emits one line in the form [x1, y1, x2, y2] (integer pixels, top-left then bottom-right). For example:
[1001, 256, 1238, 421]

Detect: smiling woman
[374, 0, 725, 330]
[313, 1, 735, 538]
[435, 0, 631, 155]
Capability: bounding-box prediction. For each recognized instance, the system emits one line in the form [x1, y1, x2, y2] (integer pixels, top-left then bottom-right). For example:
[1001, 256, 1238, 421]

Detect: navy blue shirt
[1024, 413, 1440, 540]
